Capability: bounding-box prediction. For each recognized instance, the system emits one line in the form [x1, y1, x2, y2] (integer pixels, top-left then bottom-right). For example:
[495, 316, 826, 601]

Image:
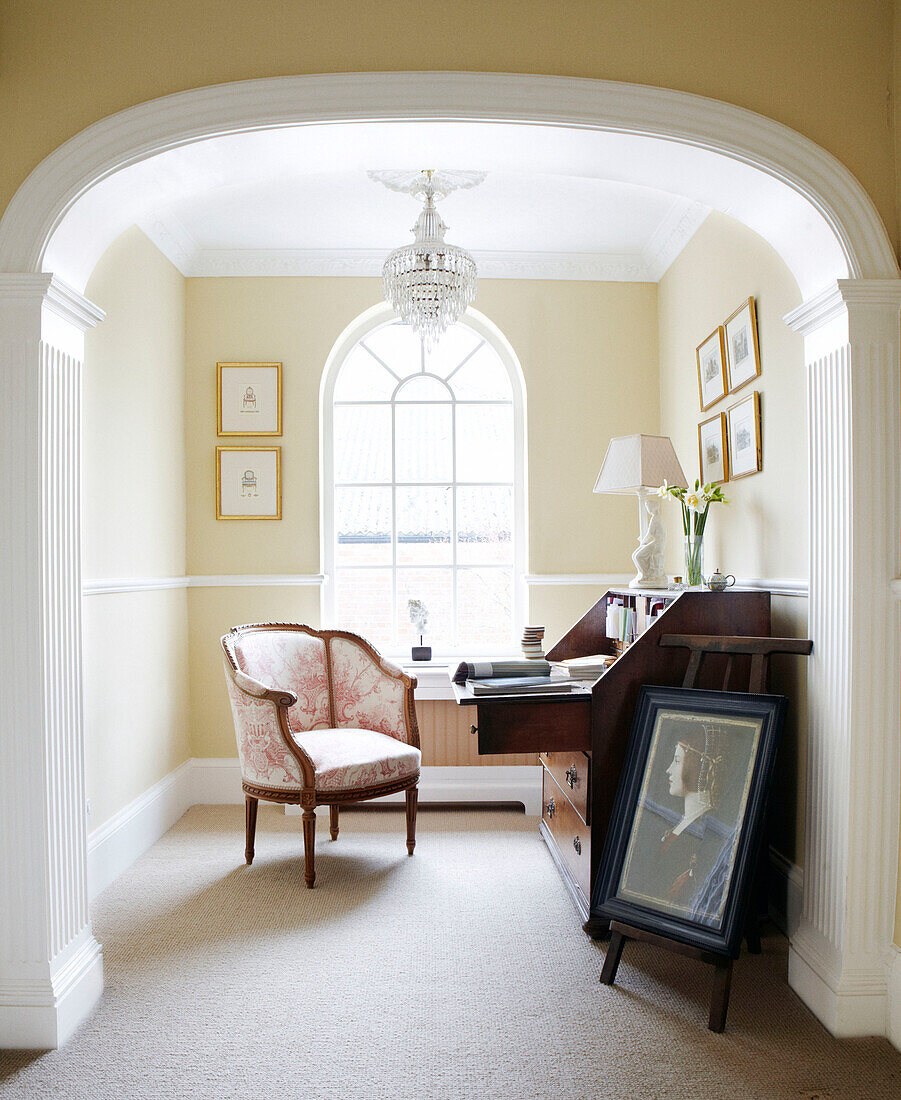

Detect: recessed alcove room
[1, 72, 899, 1089]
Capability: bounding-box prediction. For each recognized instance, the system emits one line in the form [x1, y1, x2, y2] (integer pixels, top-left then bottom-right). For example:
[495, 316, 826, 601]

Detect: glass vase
[684, 534, 705, 587]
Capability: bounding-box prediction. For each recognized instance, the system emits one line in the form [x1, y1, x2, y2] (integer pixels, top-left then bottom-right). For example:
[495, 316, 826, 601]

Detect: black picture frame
[591, 686, 787, 958]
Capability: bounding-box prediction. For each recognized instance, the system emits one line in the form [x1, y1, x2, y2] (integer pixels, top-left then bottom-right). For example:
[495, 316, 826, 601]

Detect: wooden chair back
[658, 634, 813, 695]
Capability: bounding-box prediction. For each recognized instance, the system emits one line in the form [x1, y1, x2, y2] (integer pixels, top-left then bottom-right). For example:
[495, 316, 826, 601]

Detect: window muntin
[328, 317, 519, 653]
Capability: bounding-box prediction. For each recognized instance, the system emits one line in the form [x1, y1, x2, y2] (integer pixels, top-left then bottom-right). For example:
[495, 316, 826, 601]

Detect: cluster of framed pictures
[215, 362, 282, 520]
[696, 298, 762, 484]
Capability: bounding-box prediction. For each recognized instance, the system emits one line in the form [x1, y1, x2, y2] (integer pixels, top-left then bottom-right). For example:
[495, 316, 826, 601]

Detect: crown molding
[0, 274, 105, 330]
[642, 200, 710, 281]
[159, 245, 694, 282]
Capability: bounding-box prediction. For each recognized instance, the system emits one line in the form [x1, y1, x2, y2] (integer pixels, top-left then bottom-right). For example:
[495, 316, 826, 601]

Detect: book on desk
[464, 675, 587, 695]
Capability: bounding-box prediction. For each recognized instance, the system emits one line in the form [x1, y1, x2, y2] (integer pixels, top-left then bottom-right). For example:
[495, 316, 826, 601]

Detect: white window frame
[320, 301, 528, 658]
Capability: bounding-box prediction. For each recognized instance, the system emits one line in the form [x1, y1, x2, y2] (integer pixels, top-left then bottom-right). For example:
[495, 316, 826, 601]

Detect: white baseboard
[767, 846, 803, 936]
[87, 760, 543, 902]
[190, 757, 246, 804]
[789, 923, 889, 1038]
[888, 947, 901, 1052]
[87, 760, 193, 900]
[284, 765, 543, 817]
[0, 931, 103, 1049]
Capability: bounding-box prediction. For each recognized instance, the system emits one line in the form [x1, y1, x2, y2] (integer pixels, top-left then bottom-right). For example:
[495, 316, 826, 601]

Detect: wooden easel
[599, 633, 813, 1032]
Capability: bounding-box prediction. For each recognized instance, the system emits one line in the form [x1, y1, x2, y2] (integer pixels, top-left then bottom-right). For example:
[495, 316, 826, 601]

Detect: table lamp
[593, 434, 687, 589]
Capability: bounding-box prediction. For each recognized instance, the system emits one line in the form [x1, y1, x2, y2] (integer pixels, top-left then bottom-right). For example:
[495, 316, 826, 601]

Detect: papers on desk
[464, 675, 583, 696]
[552, 653, 617, 680]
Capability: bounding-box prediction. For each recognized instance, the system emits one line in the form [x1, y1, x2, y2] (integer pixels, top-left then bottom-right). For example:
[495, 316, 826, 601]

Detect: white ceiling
[47, 119, 839, 289]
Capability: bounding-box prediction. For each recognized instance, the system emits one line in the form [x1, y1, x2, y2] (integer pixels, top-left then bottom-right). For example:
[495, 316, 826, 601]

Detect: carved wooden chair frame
[221, 622, 421, 887]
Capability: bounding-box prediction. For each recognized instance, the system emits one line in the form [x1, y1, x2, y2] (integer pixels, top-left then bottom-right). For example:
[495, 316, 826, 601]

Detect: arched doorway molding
[0, 72, 898, 1050]
[0, 73, 897, 293]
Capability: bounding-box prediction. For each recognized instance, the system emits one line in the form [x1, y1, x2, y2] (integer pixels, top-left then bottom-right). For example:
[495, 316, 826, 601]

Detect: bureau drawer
[540, 750, 590, 823]
[541, 771, 591, 898]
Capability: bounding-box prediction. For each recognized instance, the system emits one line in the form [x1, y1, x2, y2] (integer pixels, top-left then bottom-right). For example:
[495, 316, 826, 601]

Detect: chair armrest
[232, 666, 298, 709]
[375, 656, 417, 692]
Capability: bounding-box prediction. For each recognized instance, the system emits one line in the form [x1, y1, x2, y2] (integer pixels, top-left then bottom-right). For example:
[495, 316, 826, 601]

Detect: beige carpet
[1, 806, 899, 1099]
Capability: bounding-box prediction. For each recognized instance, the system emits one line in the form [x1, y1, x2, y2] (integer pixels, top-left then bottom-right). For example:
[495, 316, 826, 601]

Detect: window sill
[387, 650, 532, 701]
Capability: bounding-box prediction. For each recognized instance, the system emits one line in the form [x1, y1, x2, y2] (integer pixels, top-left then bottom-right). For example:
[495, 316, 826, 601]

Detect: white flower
[685, 492, 701, 510]
[656, 481, 670, 498]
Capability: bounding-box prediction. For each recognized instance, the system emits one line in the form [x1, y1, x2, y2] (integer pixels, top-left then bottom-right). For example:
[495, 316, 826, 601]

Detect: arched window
[321, 306, 526, 655]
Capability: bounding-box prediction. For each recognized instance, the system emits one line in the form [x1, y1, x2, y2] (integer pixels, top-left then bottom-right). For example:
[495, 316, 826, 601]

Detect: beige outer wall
[185, 277, 659, 757]
[82, 228, 190, 828]
[658, 211, 809, 866]
[1, 1, 897, 252]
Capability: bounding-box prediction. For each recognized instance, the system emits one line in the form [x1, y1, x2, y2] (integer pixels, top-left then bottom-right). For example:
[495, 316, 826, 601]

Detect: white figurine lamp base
[630, 489, 668, 589]
[592, 434, 686, 591]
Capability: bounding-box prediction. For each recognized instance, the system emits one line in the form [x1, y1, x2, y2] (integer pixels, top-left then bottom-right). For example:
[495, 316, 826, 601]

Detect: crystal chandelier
[370, 169, 485, 348]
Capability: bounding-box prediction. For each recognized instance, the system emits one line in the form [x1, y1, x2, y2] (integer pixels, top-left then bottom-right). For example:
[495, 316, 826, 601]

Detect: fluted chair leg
[302, 807, 316, 887]
[405, 786, 418, 855]
[245, 795, 258, 864]
[329, 804, 339, 841]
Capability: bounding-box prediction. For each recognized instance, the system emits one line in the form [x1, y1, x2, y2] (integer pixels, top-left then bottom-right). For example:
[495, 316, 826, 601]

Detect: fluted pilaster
[785, 280, 901, 1035]
[0, 276, 105, 1049]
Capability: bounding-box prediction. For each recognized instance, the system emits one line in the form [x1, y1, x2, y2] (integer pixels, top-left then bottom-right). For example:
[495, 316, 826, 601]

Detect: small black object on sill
[412, 635, 431, 662]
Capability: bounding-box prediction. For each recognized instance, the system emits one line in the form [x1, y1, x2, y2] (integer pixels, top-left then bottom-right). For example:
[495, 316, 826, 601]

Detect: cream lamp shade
[593, 434, 686, 495]
[593, 434, 687, 589]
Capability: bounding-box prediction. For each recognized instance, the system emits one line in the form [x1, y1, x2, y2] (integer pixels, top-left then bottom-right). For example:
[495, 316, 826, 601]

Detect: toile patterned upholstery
[221, 623, 421, 887]
[295, 728, 421, 793]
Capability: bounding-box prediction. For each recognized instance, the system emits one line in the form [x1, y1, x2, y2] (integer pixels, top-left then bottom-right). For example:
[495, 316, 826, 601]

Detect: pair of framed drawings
[698, 393, 761, 484]
[216, 362, 282, 520]
[696, 297, 762, 484]
[591, 685, 787, 958]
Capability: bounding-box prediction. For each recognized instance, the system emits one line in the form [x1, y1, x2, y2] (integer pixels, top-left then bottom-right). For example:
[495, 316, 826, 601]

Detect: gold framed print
[696, 327, 728, 411]
[724, 298, 761, 394]
[217, 362, 282, 436]
[216, 446, 281, 520]
[698, 412, 729, 486]
[726, 391, 762, 479]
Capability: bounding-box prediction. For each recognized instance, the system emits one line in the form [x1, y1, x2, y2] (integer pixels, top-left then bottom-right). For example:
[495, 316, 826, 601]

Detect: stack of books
[520, 626, 546, 659]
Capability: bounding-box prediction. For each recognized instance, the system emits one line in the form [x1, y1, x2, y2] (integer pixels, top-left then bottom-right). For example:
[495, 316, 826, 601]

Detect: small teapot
[707, 568, 736, 592]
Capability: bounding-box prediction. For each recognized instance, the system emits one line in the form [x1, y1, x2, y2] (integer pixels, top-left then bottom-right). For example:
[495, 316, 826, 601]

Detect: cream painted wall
[2, 2, 897, 251]
[83, 227, 190, 828]
[185, 277, 659, 756]
[658, 212, 807, 579]
[658, 210, 809, 866]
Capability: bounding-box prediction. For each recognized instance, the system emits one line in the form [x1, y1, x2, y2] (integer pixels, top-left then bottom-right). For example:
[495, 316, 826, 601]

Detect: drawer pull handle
[545, 798, 556, 818]
[470, 724, 478, 736]
[565, 764, 578, 789]
[573, 835, 582, 855]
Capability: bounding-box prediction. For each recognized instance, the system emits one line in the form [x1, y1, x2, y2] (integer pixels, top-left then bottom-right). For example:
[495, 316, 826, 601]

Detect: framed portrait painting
[724, 298, 761, 394]
[727, 391, 762, 478]
[217, 362, 282, 436]
[698, 412, 728, 486]
[696, 328, 727, 411]
[591, 686, 787, 957]
[216, 446, 281, 520]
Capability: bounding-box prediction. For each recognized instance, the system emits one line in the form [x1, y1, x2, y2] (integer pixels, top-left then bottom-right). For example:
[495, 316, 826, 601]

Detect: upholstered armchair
[221, 623, 421, 887]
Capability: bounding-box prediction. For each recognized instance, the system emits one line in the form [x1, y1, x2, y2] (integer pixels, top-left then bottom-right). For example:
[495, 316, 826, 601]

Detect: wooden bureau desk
[454, 588, 771, 935]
